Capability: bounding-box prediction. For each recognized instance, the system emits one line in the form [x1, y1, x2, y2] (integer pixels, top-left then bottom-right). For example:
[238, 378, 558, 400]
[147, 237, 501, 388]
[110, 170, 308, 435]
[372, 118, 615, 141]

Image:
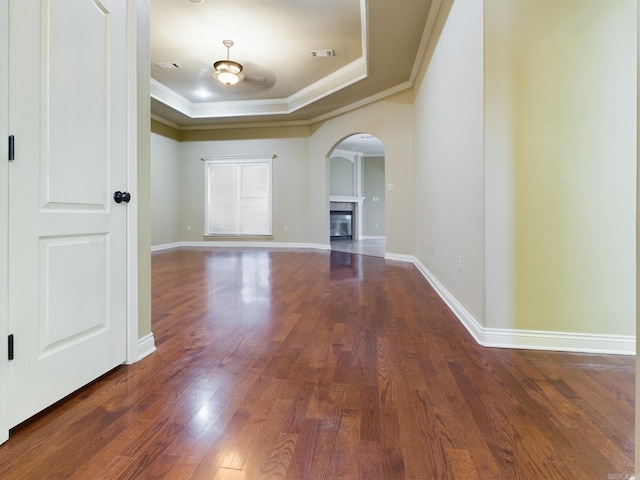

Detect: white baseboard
[482, 328, 635, 355]
[361, 235, 386, 240]
[151, 242, 181, 252]
[412, 257, 635, 356]
[183, 240, 331, 250]
[152, 241, 331, 252]
[412, 258, 485, 344]
[137, 332, 156, 361]
[385, 252, 418, 263]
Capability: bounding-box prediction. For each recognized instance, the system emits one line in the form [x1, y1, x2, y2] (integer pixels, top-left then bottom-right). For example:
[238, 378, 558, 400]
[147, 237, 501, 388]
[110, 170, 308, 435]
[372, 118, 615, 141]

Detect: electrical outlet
[283, 226, 288, 232]
[457, 254, 463, 271]
[186, 225, 191, 231]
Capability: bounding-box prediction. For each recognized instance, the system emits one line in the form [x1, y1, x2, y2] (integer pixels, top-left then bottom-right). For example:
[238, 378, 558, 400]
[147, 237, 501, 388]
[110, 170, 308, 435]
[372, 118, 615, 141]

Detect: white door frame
[0, 0, 141, 443]
[0, 0, 9, 446]
[124, 0, 140, 366]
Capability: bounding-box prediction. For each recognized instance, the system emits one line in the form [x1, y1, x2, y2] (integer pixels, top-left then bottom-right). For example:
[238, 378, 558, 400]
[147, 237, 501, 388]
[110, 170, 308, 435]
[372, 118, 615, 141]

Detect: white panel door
[7, 0, 128, 428]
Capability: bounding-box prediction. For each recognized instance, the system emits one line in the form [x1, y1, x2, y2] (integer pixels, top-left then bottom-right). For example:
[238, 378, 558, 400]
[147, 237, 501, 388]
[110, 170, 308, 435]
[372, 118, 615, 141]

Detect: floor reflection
[240, 251, 271, 305]
[330, 239, 385, 257]
[329, 250, 362, 280]
[205, 249, 272, 325]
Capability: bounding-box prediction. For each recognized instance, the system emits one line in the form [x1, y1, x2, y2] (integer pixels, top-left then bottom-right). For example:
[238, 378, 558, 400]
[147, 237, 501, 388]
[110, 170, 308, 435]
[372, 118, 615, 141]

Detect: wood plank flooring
[330, 239, 385, 258]
[0, 247, 634, 479]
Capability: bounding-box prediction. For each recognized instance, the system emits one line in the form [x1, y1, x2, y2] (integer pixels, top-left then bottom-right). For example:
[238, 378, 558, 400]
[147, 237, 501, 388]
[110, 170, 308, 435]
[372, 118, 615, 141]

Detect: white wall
[413, 0, 486, 325]
[150, 132, 181, 246]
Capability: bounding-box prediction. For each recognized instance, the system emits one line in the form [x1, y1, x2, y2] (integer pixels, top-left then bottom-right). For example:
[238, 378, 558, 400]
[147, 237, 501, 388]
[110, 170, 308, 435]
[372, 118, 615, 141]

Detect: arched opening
[327, 133, 386, 257]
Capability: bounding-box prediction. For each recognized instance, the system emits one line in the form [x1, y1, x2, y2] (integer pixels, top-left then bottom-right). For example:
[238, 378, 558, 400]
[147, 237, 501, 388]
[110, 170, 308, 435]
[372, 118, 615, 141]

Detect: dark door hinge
[8, 334, 14, 360]
[8, 135, 14, 161]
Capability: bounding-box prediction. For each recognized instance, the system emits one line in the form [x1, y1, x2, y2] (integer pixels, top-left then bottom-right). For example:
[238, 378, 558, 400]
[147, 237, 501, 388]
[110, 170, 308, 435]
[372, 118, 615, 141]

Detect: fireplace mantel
[329, 195, 365, 205]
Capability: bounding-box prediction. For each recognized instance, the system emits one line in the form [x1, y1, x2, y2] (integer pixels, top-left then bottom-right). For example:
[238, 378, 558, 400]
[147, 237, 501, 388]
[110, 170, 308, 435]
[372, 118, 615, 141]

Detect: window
[203, 155, 273, 236]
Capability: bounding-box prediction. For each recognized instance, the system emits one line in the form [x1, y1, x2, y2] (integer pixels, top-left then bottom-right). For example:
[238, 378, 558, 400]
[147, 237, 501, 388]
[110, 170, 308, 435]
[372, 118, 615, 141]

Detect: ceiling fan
[213, 40, 243, 86]
[212, 39, 271, 88]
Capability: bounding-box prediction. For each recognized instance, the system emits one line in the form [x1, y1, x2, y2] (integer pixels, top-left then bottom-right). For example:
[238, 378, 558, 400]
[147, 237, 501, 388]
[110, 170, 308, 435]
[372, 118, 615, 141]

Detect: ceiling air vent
[155, 62, 181, 70]
[310, 49, 335, 57]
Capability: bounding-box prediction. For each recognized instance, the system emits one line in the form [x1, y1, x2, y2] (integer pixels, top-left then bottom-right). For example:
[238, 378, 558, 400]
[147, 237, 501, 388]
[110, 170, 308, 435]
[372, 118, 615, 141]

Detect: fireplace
[330, 210, 353, 239]
[329, 197, 363, 240]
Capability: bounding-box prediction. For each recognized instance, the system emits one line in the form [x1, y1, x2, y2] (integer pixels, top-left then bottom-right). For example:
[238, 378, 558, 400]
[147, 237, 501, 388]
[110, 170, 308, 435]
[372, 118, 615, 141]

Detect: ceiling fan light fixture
[213, 40, 243, 87]
[214, 60, 243, 86]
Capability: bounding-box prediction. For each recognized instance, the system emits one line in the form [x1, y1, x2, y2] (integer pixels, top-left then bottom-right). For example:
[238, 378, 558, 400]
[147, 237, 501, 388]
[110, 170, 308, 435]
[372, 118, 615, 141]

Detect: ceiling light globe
[213, 59, 243, 86]
[217, 71, 240, 86]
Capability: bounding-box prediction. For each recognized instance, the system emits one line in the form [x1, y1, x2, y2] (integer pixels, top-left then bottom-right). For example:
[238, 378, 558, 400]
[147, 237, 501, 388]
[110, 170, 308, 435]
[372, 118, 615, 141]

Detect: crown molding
[150, 80, 414, 133]
[150, 113, 182, 130]
[151, 56, 369, 121]
[309, 80, 413, 124]
[410, 0, 444, 83]
[288, 58, 368, 113]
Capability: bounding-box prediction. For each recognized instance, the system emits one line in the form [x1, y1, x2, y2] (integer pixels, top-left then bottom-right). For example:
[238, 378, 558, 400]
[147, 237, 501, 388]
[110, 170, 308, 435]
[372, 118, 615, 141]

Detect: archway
[327, 133, 386, 257]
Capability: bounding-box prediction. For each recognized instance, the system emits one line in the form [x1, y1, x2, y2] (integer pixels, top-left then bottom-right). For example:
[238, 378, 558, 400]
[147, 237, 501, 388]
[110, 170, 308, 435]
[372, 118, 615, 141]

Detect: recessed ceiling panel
[149, 0, 437, 126]
[150, 0, 362, 103]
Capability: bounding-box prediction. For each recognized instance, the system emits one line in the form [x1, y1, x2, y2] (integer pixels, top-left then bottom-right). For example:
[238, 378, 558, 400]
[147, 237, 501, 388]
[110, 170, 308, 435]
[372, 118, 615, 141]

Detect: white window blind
[204, 155, 273, 236]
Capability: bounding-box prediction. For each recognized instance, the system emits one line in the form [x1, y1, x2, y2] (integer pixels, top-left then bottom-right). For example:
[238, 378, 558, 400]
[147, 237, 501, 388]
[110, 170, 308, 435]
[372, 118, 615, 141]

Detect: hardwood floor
[330, 239, 386, 258]
[0, 247, 634, 479]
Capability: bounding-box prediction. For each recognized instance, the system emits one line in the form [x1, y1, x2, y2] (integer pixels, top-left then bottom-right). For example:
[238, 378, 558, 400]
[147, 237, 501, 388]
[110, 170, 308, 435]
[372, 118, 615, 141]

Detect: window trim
[202, 154, 275, 237]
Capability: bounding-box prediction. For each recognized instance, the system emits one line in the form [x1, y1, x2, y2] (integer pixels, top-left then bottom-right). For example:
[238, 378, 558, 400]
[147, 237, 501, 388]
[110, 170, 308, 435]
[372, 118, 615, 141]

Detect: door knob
[113, 191, 131, 204]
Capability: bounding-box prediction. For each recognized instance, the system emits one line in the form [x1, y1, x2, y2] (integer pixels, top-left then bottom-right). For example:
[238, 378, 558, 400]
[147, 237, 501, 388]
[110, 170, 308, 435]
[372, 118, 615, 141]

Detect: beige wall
[413, 0, 486, 324]
[309, 90, 415, 255]
[150, 132, 181, 246]
[178, 135, 312, 243]
[485, 0, 636, 334]
[136, 0, 152, 338]
[411, 0, 636, 336]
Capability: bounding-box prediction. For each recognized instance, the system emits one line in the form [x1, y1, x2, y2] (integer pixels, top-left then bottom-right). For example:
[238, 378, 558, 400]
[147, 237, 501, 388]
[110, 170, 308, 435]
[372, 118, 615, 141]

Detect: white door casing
[1, 0, 139, 436]
[0, 0, 9, 445]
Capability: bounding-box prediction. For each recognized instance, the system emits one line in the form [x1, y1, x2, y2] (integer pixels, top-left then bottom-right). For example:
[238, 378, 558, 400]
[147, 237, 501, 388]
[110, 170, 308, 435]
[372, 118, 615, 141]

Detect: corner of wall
[136, 0, 152, 340]
[151, 119, 181, 141]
